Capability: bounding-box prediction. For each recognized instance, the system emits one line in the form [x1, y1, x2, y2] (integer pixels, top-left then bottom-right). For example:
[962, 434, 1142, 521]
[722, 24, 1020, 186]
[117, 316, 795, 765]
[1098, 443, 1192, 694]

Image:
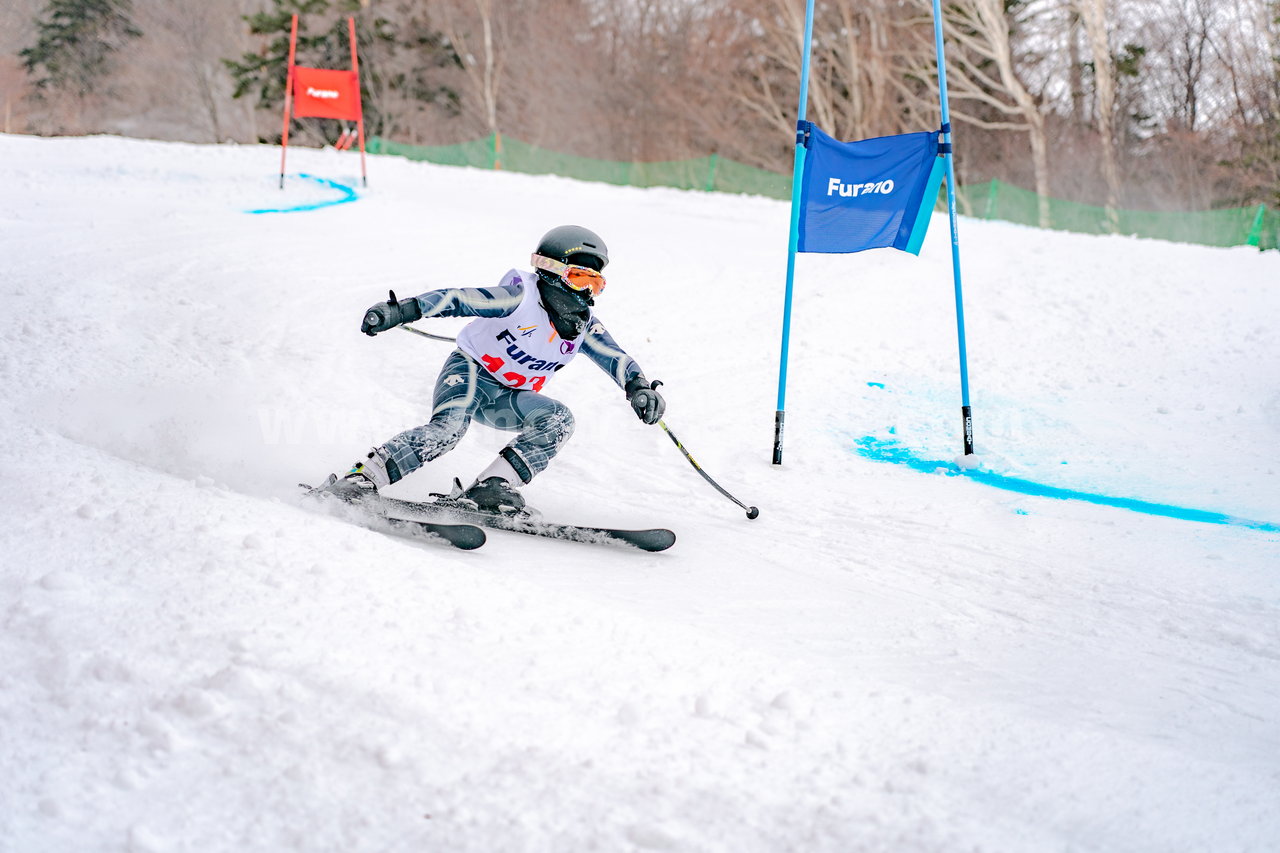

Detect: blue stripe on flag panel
[904, 158, 946, 255]
[797, 124, 941, 254]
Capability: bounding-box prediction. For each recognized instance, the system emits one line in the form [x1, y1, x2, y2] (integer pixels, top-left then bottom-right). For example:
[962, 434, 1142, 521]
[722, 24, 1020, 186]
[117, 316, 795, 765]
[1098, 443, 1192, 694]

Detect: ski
[380, 494, 676, 552]
[299, 483, 487, 551]
[375, 514, 487, 551]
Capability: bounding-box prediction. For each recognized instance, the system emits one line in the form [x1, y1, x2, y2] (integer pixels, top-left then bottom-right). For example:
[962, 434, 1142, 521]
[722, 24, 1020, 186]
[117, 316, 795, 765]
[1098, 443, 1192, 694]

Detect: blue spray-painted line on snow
[246, 173, 358, 214]
[853, 435, 1280, 533]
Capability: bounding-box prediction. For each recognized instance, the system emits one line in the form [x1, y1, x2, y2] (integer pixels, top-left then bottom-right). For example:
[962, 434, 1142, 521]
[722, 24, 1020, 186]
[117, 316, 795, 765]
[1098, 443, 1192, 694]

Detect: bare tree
[432, 0, 610, 152]
[1076, 0, 1122, 226]
[919, 0, 1059, 226]
[1066, 9, 1086, 124]
[722, 0, 803, 151]
[1212, 0, 1280, 205]
[436, 0, 501, 138]
[709, 0, 931, 171]
[130, 0, 264, 142]
[1172, 0, 1213, 130]
[0, 0, 39, 131]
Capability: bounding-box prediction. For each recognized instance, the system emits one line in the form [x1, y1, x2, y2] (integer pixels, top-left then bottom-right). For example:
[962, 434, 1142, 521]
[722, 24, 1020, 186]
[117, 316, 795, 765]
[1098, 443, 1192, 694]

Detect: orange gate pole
[348, 17, 368, 187]
[279, 14, 299, 189]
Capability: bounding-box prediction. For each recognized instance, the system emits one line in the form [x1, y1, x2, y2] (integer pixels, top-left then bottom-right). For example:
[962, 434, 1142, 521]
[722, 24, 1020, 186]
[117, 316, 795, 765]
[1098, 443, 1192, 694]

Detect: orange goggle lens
[561, 265, 606, 296]
[531, 253, 606, 297]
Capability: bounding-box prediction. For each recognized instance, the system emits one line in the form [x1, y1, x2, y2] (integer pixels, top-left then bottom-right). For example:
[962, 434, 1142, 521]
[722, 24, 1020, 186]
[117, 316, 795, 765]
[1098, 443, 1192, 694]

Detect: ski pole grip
[650, 379, 663, 390]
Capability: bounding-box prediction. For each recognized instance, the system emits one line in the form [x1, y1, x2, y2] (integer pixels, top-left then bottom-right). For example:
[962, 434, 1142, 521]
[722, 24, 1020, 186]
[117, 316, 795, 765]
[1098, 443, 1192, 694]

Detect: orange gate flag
[278, 14, 367, 188]
[292, 67, 361, 121]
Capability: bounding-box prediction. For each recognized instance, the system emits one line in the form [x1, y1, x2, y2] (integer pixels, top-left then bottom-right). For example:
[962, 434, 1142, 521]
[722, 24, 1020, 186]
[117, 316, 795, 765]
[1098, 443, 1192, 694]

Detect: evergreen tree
[223, 0, 460, 144]
[20, 0, 142, 98]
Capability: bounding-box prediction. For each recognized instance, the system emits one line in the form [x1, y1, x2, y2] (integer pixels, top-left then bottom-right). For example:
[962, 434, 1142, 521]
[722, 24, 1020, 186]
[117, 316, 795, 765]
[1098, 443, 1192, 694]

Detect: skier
[320, 225, 666, 513]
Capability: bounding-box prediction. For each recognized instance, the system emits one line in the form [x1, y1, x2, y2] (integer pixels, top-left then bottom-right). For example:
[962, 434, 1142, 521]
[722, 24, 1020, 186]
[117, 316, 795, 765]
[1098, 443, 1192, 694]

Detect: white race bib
[455, 269, 585, 391]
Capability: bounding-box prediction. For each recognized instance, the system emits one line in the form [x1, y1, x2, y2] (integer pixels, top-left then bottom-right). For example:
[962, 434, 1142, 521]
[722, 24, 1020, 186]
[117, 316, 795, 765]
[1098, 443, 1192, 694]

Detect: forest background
[3, 0, 1278, 215]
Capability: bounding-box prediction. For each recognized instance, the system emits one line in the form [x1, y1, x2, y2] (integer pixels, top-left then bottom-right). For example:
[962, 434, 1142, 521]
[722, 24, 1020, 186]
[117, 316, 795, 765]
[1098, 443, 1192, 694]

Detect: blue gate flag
[796, 122, 945, 255]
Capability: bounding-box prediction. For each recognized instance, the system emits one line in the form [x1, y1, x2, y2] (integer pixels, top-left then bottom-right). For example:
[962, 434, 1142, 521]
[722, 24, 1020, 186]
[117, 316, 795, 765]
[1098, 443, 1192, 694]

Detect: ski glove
[361, 289, 423, 336]
[625, 376, 666, 425]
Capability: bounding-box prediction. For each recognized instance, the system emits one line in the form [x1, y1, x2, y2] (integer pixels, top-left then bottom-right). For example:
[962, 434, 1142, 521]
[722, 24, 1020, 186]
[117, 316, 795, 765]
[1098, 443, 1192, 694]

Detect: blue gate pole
[931, 0, 975, 457]
[773, 0, 818, 466]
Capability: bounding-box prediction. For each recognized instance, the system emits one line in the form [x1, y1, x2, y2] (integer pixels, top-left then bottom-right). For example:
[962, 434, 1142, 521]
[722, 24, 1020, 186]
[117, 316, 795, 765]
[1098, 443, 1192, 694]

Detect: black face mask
[537, 275, 592, 340]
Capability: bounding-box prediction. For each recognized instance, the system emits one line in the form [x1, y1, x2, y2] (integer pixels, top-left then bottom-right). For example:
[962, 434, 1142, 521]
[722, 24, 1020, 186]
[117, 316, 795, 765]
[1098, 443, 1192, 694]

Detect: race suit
[378, 269, 645, 484]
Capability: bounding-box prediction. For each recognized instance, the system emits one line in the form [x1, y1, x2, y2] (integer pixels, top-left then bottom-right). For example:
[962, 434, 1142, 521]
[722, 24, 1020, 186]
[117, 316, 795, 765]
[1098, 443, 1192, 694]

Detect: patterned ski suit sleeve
[412, 284, 524, 319]
[581, 317, 646, 391]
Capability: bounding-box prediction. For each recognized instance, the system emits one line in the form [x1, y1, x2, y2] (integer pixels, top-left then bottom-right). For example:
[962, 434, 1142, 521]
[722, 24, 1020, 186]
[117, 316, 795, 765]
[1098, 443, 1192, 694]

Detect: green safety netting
[367, 135, 1274, 250]
[955, 179, 1278, 250]
[367, 134, 791, 199]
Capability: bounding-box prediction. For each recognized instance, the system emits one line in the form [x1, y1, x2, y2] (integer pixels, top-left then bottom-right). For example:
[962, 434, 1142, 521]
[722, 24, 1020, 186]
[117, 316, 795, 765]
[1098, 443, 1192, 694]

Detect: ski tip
[617, 529, 676, 552]
[451, 529, 487, 550]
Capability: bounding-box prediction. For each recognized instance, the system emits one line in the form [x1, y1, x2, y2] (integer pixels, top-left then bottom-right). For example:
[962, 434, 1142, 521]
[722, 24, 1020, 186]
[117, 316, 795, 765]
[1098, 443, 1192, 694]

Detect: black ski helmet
[534, 225, 609, 272]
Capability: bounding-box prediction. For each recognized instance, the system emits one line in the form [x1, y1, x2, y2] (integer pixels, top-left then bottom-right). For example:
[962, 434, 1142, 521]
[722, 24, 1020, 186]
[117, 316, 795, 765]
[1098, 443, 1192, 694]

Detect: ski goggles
[530, 253, 607, 297]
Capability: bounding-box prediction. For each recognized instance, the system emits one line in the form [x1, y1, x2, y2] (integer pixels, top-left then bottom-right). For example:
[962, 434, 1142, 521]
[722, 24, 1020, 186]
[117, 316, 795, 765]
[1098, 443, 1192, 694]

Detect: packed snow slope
[2, 134, 1278, 853]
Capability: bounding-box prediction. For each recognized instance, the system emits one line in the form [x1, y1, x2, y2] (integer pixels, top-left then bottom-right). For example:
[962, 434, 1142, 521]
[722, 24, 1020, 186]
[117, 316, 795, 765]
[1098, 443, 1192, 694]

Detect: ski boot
[312, 448, 393, 503]
[438, 476, 527, 515]
[461, 476, 527, 513]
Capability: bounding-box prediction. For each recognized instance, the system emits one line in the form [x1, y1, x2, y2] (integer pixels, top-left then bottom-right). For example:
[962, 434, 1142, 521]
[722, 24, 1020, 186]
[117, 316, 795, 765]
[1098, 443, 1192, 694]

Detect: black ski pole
[398, 324, 458, 344]
[390, 336, 758, 519]
[649, 383, 758, 520]
[658, 421, 759, 520]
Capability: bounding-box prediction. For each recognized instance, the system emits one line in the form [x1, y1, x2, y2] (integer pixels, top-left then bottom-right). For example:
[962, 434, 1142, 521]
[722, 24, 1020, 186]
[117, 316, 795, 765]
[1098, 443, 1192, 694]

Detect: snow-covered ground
[1, 134, 1278, 852]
